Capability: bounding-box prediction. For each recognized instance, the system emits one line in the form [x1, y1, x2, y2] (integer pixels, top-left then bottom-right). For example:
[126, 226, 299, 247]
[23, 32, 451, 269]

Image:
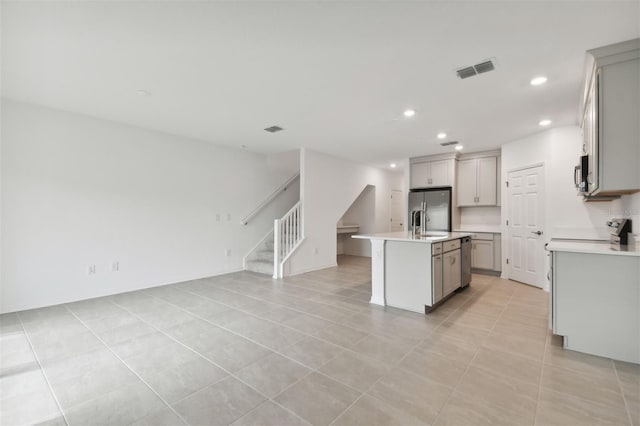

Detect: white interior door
[389, 190, 404, 231]
[507, 165, 545, 287]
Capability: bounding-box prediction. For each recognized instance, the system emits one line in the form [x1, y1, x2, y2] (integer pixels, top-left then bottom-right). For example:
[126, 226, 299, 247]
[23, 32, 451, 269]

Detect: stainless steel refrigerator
[408, 188, 452, 232]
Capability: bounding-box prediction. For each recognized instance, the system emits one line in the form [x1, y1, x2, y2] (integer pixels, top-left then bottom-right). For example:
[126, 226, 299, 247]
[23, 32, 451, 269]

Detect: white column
[369, 239, 386, 306]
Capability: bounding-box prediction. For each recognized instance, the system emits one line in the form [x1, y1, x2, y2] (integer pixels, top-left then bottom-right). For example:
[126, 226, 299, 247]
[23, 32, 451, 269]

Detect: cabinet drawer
[471, 233, 494, 241]
[432, 243, 443, 255]
[443, 239, 461, 252]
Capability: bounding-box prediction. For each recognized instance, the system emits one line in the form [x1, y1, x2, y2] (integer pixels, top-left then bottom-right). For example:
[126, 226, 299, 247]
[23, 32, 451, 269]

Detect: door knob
[531, 231, 543, 236]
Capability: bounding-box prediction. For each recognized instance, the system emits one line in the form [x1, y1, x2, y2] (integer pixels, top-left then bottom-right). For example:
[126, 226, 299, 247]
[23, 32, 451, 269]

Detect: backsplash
[459, 206, 501, 227]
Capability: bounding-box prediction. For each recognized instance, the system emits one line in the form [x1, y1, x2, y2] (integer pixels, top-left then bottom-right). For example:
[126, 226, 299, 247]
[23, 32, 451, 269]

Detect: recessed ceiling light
[530, 76, 548, 86]
[539, 119, 552, 126]
[455, 145, 464, 151]
[403, 109, 416, 117]
[137, 89, 151, 96]
[437, 132, 447, 139]
[390, 163, 397, 168]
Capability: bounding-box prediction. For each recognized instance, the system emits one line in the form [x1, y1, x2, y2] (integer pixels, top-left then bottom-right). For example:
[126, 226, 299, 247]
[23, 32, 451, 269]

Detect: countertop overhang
[546, 239, 640, 257]
[352, 231, 472, 244]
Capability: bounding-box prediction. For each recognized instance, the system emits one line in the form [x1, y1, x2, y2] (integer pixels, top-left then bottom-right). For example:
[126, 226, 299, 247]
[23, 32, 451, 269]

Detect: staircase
[245, 232, 275, 275]
[243, 201, 303, 278]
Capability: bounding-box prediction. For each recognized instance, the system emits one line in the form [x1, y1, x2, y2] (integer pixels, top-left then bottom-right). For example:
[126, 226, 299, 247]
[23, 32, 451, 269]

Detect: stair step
[246, 259, 273, 276]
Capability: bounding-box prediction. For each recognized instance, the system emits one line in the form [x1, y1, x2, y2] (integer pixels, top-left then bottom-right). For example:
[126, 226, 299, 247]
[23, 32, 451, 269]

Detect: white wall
[500, 125, 638, 287]
[338, 185, 375, 257]
[287, 149, 402, 275]
[1, 100, 298, 313]
[502, 126, 633, 238]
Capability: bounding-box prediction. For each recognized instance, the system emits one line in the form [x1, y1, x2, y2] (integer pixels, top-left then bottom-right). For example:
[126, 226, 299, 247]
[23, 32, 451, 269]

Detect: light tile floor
[1, 255, 638, 426]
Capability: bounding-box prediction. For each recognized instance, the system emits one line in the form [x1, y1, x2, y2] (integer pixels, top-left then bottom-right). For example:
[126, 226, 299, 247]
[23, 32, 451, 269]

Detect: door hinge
[506, 181, 509, 187]
[506, 219, 509, 226]
[506, 258, 509, 264]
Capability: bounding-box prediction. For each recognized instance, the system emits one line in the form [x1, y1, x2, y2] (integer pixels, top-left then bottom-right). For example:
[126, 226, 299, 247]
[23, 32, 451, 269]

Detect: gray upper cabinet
[410, 159, 453, 189]
[581, 39, 640, 196]
[457, 156, 497, 206]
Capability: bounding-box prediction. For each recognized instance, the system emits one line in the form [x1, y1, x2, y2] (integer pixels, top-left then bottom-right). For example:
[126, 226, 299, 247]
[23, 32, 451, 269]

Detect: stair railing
[240, 173, 300, 226]
[273, 201, 303, 278]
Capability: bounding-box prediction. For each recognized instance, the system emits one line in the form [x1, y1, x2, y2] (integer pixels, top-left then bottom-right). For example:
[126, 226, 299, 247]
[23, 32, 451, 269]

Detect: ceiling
[2, 1, 639, 168]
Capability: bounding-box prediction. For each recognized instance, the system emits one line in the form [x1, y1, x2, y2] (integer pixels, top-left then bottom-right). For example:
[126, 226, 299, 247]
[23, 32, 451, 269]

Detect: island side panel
[369, 239, 386, 306]
[385, 241, 433, 313]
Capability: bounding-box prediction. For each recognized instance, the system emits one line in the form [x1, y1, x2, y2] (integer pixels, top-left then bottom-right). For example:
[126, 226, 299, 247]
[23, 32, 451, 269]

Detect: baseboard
[286, 262, 338, 277]
[471, 268, 501, 277]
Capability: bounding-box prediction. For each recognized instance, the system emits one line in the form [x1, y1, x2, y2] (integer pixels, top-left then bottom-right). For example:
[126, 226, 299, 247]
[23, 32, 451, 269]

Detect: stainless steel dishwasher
[461, 237, 472, 287]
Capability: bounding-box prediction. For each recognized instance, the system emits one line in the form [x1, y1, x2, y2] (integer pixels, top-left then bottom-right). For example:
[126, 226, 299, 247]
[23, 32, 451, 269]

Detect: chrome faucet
[411, 201, 429, 237]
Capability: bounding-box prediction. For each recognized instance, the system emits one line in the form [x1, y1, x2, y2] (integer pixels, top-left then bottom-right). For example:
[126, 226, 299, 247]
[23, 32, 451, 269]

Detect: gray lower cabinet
[472, 240, 494, 269]
[442, 249, 461, 296]
[432, 253, 443, 304]
[551, 250, 639, 363]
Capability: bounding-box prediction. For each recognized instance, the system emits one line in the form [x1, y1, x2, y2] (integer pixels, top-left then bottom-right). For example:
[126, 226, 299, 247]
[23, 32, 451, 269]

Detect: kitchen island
[353, 231, 472, 313]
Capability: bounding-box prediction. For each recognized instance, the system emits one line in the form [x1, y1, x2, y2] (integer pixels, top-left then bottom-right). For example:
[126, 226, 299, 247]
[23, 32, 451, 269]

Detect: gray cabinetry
[550, 250, 639, 363]
[457, 156, 498, 206]
[432, 252, 443, 304]
[410, 159, 454, 189]
[442, 240, 461, 297]
[581, 39, 640, 196]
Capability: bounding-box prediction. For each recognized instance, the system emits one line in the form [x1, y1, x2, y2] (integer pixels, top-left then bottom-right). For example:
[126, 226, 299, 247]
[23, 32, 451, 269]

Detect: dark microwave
[574, 155, 589, 194]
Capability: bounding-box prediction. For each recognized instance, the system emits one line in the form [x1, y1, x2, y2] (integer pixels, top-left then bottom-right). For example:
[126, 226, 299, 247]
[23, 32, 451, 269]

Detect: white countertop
[546, 239, 640, 257]
[352, 231, 472, 244]
[454, 226, 501, 234]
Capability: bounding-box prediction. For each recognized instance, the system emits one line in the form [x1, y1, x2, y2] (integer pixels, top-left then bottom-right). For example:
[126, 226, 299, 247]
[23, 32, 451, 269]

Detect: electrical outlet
[215, 214, 221, 222]
[111, 261, 119, 272]
[88, 265, 96, 275]
[225, 249, 231, 257]
[227, 213, 231, 221]
[314, 248, 319, 255]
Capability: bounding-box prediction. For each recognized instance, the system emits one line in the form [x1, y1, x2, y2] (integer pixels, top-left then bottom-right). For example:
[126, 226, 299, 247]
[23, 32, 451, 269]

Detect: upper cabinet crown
[581, 39, 640, 196]
[457, 154, 499, 206]
[410, 158, 454, 189]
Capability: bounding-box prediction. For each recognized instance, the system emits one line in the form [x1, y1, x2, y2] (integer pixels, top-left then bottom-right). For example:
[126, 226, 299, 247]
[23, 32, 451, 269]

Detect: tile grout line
[144, 277, 433, 376]
[318, 280, 508, 426]
[18, 267, 554, 426]
[431, 280, 517, 425]
[324, 282, 498, 425]
[612, 360, 635, 426]
[326, 321, 442, 425]
[101, 296, 320, 425]
[62, 306, 192, 426]
[15, 312, 71, 426]
[326, 279, 506, 425]
[132, 288, 376, 395]
[148, 280, 460, 424]
[532, 327, 550, 425]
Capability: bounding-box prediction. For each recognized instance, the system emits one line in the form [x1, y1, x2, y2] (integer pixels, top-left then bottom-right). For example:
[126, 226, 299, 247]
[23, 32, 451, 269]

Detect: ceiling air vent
[474, 60, 495, 74]
[456, 58, 496, 79]
[456, 66, 477, 79]
[264, 125, 284, 133]
[440, 140, 459, 147]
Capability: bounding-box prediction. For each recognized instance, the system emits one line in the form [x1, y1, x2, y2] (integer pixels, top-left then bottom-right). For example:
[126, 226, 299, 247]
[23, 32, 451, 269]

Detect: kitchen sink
[420, 233, 448, 239]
